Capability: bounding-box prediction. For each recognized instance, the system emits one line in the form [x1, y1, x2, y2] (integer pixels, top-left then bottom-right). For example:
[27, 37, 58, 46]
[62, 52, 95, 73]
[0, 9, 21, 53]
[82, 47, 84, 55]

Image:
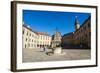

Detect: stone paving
[22, 48, 91, 63]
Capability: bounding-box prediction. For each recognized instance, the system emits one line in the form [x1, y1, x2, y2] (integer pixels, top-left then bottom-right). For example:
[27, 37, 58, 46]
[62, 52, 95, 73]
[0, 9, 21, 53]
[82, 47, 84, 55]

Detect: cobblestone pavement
[22, 48, 91, 63]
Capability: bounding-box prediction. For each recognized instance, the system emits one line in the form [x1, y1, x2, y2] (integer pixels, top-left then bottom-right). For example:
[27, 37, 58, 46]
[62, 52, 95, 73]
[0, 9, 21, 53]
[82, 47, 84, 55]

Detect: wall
[0, 0, 99, 73]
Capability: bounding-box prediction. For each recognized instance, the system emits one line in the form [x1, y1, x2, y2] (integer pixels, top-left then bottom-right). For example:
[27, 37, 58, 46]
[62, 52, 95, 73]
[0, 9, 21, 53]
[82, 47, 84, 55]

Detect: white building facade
[22, 25, 52, 49]
[36, 32, 51, 48]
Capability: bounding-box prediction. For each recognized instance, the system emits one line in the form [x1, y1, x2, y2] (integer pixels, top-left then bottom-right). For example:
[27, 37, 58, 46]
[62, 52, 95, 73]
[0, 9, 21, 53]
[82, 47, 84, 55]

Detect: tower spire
[55, 27, 58, 32]
[75, 16, 80, 30]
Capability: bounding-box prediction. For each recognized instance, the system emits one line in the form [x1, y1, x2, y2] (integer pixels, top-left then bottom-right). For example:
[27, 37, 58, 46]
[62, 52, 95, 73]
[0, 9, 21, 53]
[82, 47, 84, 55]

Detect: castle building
[23, 16, 91, 49]
[74, 16, 91, 48]
[61, 16, 91, 49]
[22, 24, 52, 49]
[51, 28, 62, 48]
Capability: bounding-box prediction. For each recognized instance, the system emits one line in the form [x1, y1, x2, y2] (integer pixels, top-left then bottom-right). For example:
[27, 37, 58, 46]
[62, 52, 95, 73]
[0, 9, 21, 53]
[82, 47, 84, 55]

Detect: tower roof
[75, 16, 80, 25]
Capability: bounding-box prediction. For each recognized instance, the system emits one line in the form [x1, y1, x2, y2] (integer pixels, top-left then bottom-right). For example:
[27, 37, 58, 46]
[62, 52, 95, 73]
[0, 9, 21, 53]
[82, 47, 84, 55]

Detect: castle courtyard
[22, 48, 91, 62]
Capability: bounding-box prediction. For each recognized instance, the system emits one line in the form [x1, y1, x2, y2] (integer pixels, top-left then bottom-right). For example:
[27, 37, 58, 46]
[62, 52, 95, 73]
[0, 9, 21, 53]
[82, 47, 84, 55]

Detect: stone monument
[53, 47, 62, 54]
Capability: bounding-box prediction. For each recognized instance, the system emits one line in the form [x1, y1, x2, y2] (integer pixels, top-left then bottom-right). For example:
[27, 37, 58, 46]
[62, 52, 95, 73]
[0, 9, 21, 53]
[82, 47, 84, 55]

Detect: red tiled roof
[36, 32, 48, 35]
[23, 25, 50, 36]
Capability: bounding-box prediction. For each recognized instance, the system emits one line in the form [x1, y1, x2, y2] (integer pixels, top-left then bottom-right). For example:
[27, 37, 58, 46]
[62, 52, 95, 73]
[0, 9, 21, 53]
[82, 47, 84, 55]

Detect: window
[88, 23, 90, 28]
[37, 45, 39, 47]
[23, 30, 24, 34]
[25, 44, 26, 48]
[30, 33, 31, 36]
[26, 38, 27, 41]
[27, 32, 28, 36]
[32, 39, 33, 42]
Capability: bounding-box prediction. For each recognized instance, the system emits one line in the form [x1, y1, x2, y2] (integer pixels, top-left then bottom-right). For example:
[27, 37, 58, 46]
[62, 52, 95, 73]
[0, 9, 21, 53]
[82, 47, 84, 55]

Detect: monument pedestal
[47, 47, 66, 56]
[53, 47, 62, 54]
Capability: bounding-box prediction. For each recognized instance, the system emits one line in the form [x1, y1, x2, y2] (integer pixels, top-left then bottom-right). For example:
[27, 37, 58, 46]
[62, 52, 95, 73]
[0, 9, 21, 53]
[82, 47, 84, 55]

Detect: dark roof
[63, 32, 74, 37]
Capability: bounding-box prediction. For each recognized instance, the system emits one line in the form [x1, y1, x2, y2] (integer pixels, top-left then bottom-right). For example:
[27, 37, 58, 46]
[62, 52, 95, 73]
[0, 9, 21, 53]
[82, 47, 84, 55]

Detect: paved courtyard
[22, 48, 91, 63]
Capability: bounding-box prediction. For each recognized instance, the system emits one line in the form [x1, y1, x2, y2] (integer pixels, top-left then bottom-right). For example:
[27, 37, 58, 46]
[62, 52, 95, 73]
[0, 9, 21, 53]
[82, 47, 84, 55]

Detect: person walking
[43, 46, 47, 52]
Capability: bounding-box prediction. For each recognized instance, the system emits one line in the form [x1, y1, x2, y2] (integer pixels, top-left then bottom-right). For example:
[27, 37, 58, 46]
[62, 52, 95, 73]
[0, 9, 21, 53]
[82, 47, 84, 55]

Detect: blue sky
[23, 10, 90, 36]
